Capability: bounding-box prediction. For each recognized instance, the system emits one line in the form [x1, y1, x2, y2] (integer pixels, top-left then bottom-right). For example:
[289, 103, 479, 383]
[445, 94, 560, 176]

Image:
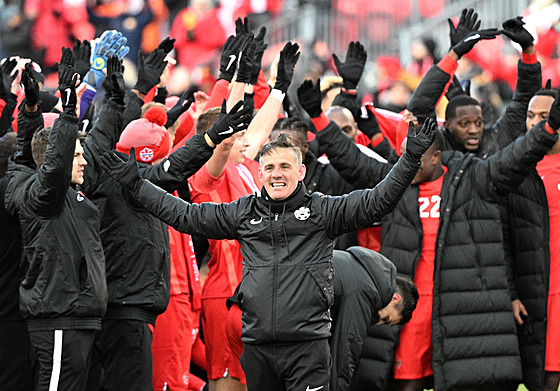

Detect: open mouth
[466, 138, 479, 146]
[271, 183, 286, 188]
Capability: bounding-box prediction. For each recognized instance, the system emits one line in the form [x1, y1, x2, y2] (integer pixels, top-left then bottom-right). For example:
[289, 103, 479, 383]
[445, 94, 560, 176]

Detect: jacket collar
[258, 182, 308, 214]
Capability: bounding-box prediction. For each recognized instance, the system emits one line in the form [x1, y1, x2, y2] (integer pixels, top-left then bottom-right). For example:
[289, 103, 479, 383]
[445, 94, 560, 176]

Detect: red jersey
[189, 157, 262, 299]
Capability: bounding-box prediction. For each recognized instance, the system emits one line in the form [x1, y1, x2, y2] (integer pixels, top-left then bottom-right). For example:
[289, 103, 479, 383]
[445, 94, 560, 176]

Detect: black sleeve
[14, 103, 44, 169]
[474, 121, 558, 199]
[315, 121, 393, 189]
[483, 60, 543, 154]
[140, 133, 214, 192]
[122, 90, 144, 131]
[407, 62, 453, 122]
[371, 138, 400, 164]
[82, 98, 126, 195]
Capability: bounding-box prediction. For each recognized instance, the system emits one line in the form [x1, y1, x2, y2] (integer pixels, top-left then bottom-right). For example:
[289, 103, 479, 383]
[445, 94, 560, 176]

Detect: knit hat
[116, 106, 170, 163]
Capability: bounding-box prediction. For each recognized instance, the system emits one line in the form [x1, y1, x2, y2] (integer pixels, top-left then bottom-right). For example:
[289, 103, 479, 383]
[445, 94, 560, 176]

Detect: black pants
[241, 338, 331, 391]
[88, 319, 153, 391]
[29, 328, 96, 391]
[0, 319, 33, 391]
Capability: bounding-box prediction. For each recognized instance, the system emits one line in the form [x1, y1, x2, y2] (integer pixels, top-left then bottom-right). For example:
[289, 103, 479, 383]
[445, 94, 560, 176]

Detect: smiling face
[229, 131, 250, 165]
[259, 147, 306, 200]
[72, 139, 87, 185]
[445, 105, 484, 151]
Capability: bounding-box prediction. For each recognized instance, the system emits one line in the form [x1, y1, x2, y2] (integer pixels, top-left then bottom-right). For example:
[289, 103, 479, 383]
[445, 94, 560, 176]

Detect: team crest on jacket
[139, 147, 154, 162]
[76, 191, 85, 202]
[294, 206, 310, 220]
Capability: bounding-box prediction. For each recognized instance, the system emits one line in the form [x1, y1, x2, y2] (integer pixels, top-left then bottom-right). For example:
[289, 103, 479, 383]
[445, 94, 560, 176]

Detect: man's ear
[393, 293, 402, 303]
[298, 164, 306, 181]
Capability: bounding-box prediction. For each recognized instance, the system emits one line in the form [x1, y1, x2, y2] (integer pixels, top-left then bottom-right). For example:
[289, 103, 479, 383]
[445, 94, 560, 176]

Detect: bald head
[326, 105, 358, 141]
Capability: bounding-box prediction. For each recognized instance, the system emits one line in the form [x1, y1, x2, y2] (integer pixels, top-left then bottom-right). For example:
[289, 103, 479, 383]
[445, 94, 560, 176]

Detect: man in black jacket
[330, 247, 418, 391]
[4, 65, 108, 391]
[98, 113, 436, 391]
[306, 76, 560, 390]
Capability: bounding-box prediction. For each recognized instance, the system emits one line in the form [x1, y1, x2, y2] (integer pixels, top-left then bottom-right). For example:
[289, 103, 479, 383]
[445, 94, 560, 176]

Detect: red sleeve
[173, 110, 195, 146]
[0, 99, 6, 118]
[253, 70, 270, 109]
[189, 164, 224, 195]
[204, 79, 230, 110]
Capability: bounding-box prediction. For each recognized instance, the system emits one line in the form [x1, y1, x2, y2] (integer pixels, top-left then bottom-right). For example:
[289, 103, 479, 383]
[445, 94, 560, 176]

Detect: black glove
[134, 48, 168, 95]
[332, 41, 367, 90]
[547, 90, 560, 130]
[249, 27, 268, 85]
[448, 8, 481, 47]
[100, 148, 142, 191]
[332, 90, 360, 120]
[235, 16, 251, 37]
[73, 40, 92, 80]
[205, 100, 252, 145]
[58, 65, 78, 114]
[157, 37, 176, 54]
[501, 16, 534, 51]
[236, 40, 256, 84]
[452, 28, 499, 58]
[445, 75, 471, 101]
[107, 55, 126, 105]
[21, 63, 40, 107]
[1, 58, 17, 99]
[58, 47, 74, 70]
[297, 79, 322, 118]
[219, 34, 249, 82]
[273, 41, 300, 94]
[405, 117, 437, 160]
[357, 103, 381, 139]
[166, 90, 193, 128]
[545, 79, 552, 90]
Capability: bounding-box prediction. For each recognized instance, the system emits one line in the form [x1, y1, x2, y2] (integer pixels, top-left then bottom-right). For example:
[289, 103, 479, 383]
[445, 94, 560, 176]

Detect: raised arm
[245, 42, 300, 160]
[100, 149, 239, 239]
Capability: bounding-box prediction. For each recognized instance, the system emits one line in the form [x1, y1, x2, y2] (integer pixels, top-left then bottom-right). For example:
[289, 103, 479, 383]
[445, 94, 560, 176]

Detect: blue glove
[85, 30, 130, 89]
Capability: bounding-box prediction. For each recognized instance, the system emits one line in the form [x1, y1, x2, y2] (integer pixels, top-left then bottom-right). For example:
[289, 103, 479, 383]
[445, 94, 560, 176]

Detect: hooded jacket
[330, 247, 396, 391]
[111, 145, 422, 343]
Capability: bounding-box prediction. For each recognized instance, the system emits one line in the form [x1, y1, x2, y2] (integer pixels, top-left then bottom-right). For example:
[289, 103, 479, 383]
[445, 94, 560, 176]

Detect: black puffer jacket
[315, 119, 557, 390]
[4, 113, 107, 331]
[330, 246, 396, 391]
[116, 144, 422, 343]
[81, 99, 214, 324]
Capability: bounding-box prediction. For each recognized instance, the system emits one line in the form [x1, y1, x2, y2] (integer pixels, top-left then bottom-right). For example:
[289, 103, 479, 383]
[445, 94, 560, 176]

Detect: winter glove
[273, 41, 300, 94]
[452, 29, 499, 58]
[297, 79, 322, 118]
[448, 8, 481, 47]
[107, 55, 126, 105]
[205, 100, 252, 145]
[165, 90, 194, 128]
[1, 58, 17, 99]
[332, 41, 367, 90]
[85, 30, 129, 89]
[357, 103, 381, 139]
[134, 48, 168, 95]
[235, 16, 251, 38]
[72, 40, 92, 80]
[58, 65, 78, 114]
[100, 148, 142, 191]
[236, 39, 256, 84]
[249, 27, 268, 85]
[501, 16, 534, 51]
[58, 47, 74, 69]
[157, 37, 176, 54]
[405, 117, 437, 160]
[546, 90, 560, 130]
[219, 34, 251, 82]
[21, 63, 40, 106]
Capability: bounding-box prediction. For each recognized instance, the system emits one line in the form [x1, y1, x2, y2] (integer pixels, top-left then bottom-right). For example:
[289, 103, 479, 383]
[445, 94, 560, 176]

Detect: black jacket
[4, 113, 107, 331]
[81, 99, 214, 324]
[115, 143, 422, 343]
[315, 119, 557, 390]
[330, 246, 396, 391]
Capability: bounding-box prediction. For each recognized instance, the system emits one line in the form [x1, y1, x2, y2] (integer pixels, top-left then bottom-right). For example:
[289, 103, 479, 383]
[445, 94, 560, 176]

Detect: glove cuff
[545, 121, 557, 134]
[269, 89, 285, 102]
[521, 52, 537, 64]
[312, 114, 330, 132]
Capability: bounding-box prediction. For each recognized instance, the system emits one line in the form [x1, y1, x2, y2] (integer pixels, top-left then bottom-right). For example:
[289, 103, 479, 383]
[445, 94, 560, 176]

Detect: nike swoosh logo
[463, 33, 480, 42]
[218, 126, 234, 136]
[64, 88, 71, 106]
[250, 217, 263, 224]
[306, 386, 324, 391]
[226, 54, 236, 71]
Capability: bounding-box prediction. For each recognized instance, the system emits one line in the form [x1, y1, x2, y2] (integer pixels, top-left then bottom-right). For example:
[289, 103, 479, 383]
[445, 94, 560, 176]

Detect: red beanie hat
[116, 106, 171, 163]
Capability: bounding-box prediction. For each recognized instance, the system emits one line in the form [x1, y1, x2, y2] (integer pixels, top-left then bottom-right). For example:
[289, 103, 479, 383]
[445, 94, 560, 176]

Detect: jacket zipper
[272, 213, 279, 340]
